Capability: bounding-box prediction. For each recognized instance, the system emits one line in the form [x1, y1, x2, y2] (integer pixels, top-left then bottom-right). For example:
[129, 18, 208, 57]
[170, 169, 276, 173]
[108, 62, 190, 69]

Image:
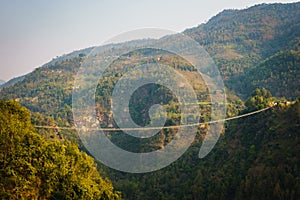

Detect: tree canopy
[0, 100, 121, 200]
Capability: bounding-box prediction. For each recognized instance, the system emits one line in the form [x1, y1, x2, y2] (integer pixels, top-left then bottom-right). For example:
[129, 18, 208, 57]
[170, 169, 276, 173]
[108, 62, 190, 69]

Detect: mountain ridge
[0, 2, 298, 131]
[2, 2, 299, 98]
[0, 2, 299, 200]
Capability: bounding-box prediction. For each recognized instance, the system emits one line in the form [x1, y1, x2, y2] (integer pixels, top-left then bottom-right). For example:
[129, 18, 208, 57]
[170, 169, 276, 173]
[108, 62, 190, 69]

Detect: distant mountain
[185, 2, 299, 62]
[185, 2, 300, 98]
[0, 2, 298, 137]
[0, 2, 299, 200]
[0, 75, 25, 90]
[0, 57, 81, 125]
[0, 2, 297, 136]
[42, 46, 93, 68]
[0, 47, 93, 91]
[0, 79, 5, 85]
[1, 2, 298, 107]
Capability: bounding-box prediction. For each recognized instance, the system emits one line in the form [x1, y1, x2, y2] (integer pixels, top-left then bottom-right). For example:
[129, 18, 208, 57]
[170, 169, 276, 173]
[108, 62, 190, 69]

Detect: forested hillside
[185, 2, 300, 98]
[240, 50, 300, 99]
[107, 99, 300, 200]
[0, 100, 121, 199]
[0, 2, 299, 200]
[1, 3, 299, 114]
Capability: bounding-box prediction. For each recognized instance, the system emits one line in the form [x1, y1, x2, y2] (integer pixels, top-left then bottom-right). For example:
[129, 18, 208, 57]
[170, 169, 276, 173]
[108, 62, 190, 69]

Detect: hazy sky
[0, 0, 298, 81]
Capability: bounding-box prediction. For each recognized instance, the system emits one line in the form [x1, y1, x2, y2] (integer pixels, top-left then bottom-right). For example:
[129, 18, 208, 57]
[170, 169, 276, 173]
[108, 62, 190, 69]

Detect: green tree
[0, 100, 121, 199]
[245, 88, 275, 111]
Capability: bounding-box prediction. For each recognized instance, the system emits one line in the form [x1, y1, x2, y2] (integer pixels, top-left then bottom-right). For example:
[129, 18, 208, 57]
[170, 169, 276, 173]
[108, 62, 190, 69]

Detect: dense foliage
[0, 2, 299, 200]
[241, 50, 300, 99]
[245, 88, 275, 112]
[105, 100, 300, 200]
[185, 2, 300, 99]
[0, 100, 121, 199]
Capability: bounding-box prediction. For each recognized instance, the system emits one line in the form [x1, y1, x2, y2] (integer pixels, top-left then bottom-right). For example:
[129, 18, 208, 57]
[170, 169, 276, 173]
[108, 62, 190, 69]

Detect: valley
[0, 2, 299, 199]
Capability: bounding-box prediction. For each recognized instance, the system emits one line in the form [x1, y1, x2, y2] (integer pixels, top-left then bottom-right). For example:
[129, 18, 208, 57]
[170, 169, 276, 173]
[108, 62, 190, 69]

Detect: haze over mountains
[0, 2, 299, 200]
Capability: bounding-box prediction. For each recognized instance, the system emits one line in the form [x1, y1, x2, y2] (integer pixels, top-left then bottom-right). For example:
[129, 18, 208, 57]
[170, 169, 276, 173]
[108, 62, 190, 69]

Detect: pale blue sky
[0, 0, 298, 81]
